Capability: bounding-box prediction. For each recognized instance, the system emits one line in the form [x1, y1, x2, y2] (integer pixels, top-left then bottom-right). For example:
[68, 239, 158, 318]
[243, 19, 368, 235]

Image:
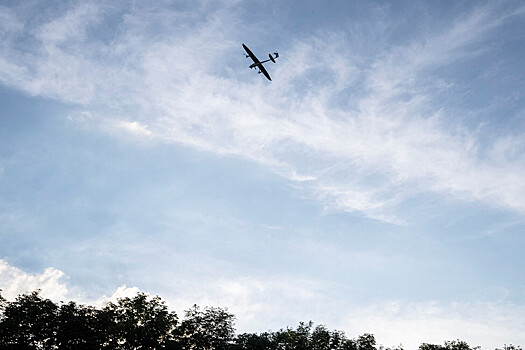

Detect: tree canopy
[0, 290, 521, 350]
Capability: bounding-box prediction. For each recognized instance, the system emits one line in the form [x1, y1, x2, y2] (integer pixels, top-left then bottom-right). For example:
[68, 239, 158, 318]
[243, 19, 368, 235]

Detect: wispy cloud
[36, 2, 100, 45]
[1, 2, 525, 222]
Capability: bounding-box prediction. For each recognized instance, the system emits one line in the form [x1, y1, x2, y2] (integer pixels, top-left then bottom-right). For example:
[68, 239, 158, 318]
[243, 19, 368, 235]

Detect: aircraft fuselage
[249, 59, 272, 69]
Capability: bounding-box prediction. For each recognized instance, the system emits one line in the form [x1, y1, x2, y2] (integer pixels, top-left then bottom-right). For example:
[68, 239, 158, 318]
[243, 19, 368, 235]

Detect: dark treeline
[0, 290, 521, 350]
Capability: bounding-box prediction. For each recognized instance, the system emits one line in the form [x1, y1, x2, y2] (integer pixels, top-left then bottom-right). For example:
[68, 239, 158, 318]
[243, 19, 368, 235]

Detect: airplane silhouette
[243, 43, 279, 81]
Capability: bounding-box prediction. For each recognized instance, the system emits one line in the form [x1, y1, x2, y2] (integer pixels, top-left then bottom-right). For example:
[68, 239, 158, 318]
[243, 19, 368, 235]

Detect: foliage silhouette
[0, 290, 521, 350]
[419, 340, 481, 350]
[0, 290, 58, 349]
[55, 301, 101, 349]
[104, 293, 177, 349]
[171, 304, 235, 350]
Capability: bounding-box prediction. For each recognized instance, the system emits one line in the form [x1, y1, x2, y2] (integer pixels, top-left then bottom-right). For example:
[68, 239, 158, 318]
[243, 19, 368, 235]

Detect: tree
[55, 301, 101, 349]
[271, 322, 315, 350]
[495, 346, 523, 350]
[311, 325, 332, 350]
[419, 340, 480, 350]
[235, 332, 275, 350]
[275, 321, 312, 350]
[356, 333, 377, 350]
[102, 292, 178, 349]
[172, 304, 235, 350]
[419, 345, 444, 350]
[269, 321, 357, 350]
[0, 290, 58, 349]
[330, 330, 350, 350]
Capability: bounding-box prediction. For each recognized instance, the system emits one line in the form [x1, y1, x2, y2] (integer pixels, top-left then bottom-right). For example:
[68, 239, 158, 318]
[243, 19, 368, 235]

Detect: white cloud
[0, 259, 69, 301]
[164, 276, 329, 329]
[339, 300, 525, 350]
[91, 284, 142, 307]
[115, 120, 152, 137]
[0, 258, 143, 307]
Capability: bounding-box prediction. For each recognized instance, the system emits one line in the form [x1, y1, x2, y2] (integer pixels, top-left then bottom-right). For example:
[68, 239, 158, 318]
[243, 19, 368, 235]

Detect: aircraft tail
[269, 52, 279, 63]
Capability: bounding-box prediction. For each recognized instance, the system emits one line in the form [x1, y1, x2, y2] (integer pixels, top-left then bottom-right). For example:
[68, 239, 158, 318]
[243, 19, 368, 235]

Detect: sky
[1, 0, 525, 348]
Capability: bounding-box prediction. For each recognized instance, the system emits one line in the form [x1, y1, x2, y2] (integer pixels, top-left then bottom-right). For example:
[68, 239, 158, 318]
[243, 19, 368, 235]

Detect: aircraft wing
[243, 44, 260, 64]
[258, 64, 272, 81]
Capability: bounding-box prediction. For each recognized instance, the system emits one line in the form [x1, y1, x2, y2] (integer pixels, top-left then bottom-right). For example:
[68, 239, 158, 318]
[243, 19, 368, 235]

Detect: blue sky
[1, 0, 525, 348]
